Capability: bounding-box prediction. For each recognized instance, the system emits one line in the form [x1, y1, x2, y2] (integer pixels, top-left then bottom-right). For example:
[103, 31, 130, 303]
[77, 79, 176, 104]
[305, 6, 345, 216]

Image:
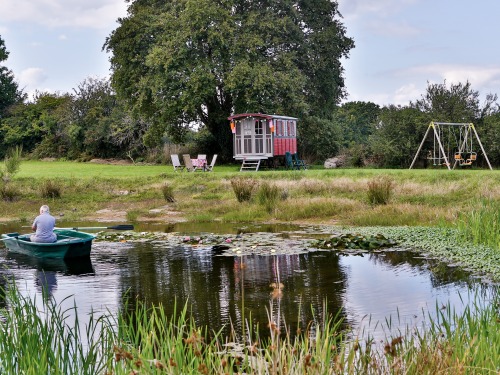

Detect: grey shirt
[32, 212, 57, 243]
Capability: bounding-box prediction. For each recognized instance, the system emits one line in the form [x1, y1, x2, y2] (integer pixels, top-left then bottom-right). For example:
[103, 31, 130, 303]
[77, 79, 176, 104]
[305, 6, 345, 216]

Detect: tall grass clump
[126, 209, 140, 222]
[0, 282, 115, 375]
[367, 176, 394, 205]
[40, 179, 62, 198]
[0, 183, 20, 201]
[230, 177, 256, 202]
[455, 199, 500, 250]
[161, 182, 175, 202]
[257, 181, 282, 213]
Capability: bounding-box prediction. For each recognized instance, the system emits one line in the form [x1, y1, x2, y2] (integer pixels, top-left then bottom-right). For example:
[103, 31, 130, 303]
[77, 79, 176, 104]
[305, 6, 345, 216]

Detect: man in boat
[31, 205, 57, 243]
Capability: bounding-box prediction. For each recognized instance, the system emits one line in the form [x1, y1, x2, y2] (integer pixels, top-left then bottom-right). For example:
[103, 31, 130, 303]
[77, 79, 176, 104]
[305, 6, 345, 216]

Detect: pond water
[0, 221, 495, 342]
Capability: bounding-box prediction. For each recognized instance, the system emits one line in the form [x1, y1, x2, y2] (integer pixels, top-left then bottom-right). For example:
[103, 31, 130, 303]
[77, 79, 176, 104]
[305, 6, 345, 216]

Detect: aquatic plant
[312, 233, 397, 251]
[339, 226, 500, 280]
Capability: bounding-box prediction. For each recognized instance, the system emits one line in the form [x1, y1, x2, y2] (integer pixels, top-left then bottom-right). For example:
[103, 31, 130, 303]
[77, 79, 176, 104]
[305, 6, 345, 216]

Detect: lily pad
[311, 233, 397, 251]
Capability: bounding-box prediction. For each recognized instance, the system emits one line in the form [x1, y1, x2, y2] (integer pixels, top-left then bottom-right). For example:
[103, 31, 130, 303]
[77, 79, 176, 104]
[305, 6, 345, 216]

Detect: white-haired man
[31, 205, 57, 243]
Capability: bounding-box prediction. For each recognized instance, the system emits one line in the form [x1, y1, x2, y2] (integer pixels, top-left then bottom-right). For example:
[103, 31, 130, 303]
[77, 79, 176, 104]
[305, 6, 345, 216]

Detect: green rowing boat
[1, 229, 95, 259]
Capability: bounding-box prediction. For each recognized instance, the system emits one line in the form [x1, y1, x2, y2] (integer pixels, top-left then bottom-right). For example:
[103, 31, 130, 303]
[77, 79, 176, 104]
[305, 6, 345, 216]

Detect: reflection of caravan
[228, 113, 298, 171]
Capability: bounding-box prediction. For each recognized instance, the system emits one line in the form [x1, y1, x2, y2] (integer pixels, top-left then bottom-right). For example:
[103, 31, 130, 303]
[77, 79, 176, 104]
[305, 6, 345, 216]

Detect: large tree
[368, 105, 431, 168]
[411, 80, 497, 123]
[104, 0, 354, 159]
[333, 101, 380, 147]
[0, 36, 24, 118]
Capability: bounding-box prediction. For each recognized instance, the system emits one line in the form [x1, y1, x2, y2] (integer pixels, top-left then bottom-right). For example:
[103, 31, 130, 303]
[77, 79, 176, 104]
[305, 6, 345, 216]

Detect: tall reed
[1, 282, 498, 374]
[0, 282, 115, 375]
[455, 199, 500, 250]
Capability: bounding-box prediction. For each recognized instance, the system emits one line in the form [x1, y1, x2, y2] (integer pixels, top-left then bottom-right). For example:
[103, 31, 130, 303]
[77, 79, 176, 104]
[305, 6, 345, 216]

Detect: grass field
[5, 160, 498, 227]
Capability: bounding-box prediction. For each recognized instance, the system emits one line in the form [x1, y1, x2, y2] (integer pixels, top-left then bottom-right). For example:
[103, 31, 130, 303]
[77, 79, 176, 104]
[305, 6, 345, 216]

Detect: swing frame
[409, 122, 493, 170]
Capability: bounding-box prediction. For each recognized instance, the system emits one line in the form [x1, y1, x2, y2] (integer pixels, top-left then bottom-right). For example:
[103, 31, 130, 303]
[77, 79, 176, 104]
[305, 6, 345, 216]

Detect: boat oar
[56, 224, 135, 231]
[0, 235, 19, 241]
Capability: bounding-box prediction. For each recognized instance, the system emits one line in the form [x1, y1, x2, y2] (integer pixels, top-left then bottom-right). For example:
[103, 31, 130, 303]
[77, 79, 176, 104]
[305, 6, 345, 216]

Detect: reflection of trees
[366, 251, 475, 288]
[113, 243, 348, 339]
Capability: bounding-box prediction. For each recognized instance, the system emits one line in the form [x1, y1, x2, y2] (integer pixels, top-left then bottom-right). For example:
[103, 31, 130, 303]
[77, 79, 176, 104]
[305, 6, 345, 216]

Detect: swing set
[409, 122, 493, 170]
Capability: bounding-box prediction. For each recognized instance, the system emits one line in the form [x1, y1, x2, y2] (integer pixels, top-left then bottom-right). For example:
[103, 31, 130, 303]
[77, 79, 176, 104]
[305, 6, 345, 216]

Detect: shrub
[161, 183, 175, 202]
[367, 176, 393, 205]
[230, 177, 256, 203]
[257, 181, 281, 213]
[1, 146, 22, 182]
[4, 148, 22, 174]
[40, 179, 62, 199]
[0, 183, 20, 201]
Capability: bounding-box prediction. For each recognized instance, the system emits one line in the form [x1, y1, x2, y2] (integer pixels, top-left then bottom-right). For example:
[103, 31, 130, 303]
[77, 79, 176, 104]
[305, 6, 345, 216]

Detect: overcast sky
[1, 0, 499, 106]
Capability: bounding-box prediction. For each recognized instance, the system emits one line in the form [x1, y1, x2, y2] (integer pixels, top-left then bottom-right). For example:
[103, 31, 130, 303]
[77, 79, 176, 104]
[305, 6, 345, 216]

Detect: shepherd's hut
[228, 113, 298, 171]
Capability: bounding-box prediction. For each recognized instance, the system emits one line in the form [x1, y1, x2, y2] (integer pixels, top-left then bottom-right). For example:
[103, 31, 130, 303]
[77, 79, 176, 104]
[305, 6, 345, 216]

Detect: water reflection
[6, 252, 94, 275]
[90, 241, 492, 340]
[0, 226, 495, 342]
[3, 252, 94, 297]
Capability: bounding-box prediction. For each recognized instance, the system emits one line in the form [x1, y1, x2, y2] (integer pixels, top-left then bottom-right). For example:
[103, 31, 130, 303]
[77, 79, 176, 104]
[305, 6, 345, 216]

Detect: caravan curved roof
[228, 113, 298, 121]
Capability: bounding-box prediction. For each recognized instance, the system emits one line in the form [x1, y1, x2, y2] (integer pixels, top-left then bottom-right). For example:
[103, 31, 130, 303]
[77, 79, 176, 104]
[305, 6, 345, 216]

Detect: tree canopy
[104, 0, 354, 159]
[0, 36, 24, 118]
[410, 80, 497, 123]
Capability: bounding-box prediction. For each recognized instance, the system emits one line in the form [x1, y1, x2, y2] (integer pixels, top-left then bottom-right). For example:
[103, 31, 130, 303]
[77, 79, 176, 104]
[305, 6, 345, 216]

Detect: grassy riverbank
[2, 160, 499, 227]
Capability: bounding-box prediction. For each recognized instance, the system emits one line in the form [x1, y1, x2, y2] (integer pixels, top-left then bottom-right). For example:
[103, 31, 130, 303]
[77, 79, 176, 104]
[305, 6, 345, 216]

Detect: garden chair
[293, 153, 308, 170]
[206, 154, 218, 172]
[285, 151, 299, 170]
[170, 154, 185, 172]
[182, 154, 196, 172]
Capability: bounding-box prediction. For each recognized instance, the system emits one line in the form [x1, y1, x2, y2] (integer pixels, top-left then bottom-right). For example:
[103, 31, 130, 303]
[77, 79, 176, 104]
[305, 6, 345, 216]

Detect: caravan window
[255, 120, 263, 135]
[288, 121, 296, 136]
[276, 120, 283, 136]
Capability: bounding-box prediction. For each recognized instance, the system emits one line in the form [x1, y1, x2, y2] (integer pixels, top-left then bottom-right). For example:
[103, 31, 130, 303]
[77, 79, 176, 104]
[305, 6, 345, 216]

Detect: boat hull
[1, 229, 95, 259]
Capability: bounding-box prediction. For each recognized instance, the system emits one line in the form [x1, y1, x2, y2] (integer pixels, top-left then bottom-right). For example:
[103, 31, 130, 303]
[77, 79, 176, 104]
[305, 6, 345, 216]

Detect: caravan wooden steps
[240, 159, 261, 171]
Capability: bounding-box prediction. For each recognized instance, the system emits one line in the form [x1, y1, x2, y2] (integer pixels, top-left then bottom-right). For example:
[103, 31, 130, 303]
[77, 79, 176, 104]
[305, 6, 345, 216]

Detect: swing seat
[469, 153, 477, 161]
[454, 152, 463, 160]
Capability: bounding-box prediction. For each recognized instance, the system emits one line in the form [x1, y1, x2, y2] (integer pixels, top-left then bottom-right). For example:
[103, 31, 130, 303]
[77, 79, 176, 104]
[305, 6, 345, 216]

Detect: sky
[1, 0, 500, 106]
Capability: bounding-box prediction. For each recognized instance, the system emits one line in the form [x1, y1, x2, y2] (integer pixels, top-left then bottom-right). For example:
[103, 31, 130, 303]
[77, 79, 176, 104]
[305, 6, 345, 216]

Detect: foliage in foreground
[455, 199, 500, 251]
[0, 282, 498, 374]
[0, 283, 115, 374]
